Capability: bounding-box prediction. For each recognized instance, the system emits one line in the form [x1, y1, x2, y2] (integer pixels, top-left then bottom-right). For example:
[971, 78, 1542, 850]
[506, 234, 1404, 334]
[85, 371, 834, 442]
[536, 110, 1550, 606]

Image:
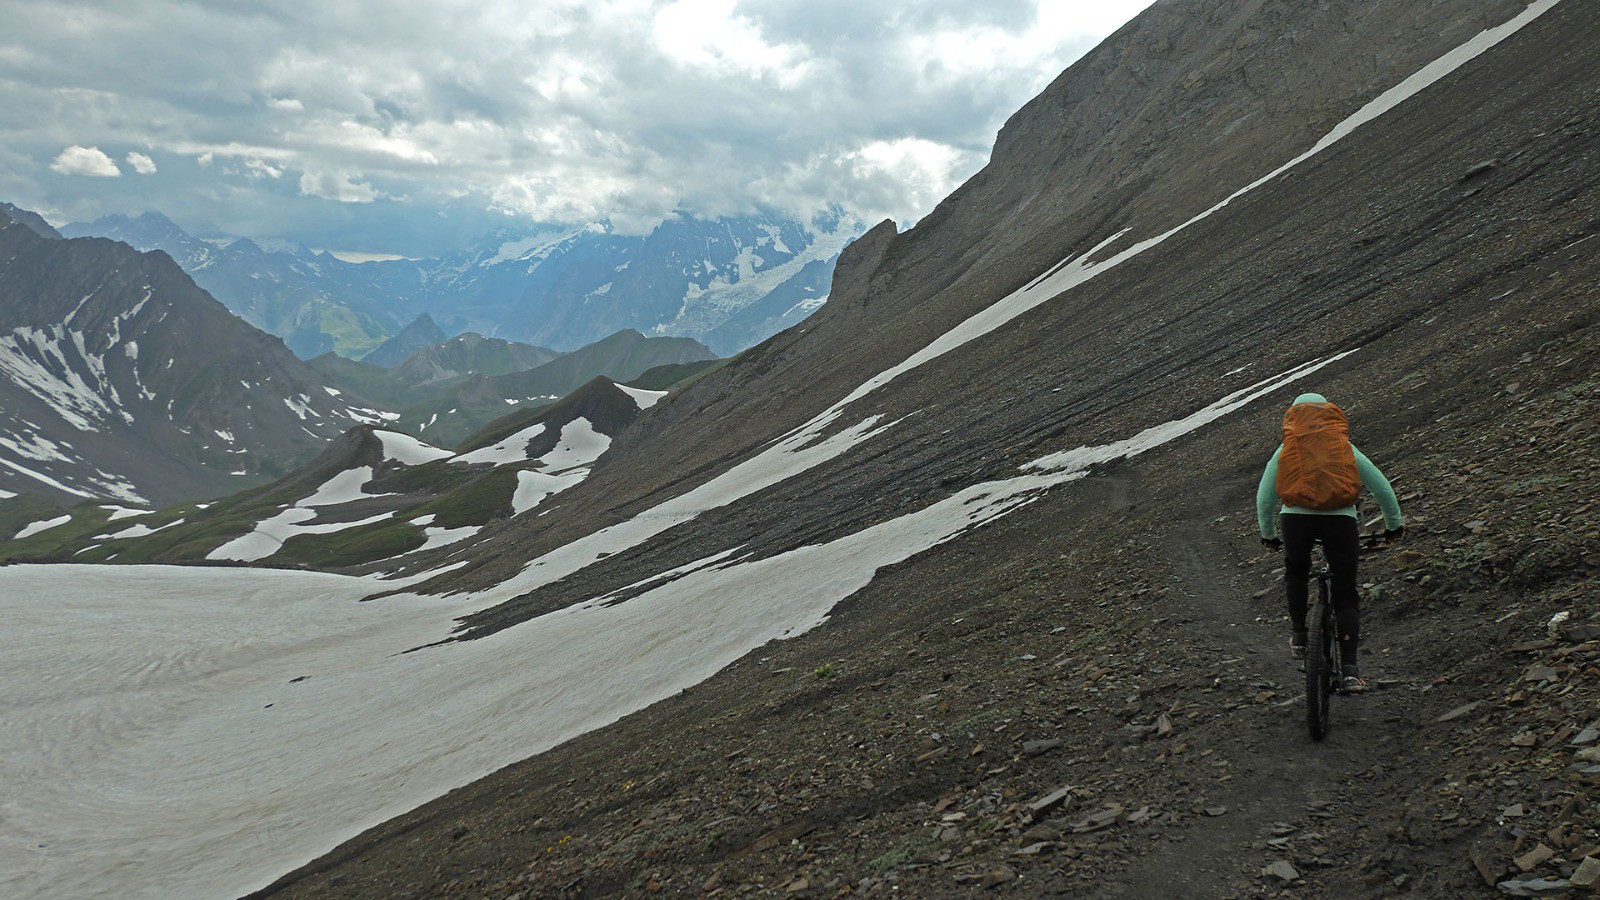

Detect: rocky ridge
[0, 207, 398, 506]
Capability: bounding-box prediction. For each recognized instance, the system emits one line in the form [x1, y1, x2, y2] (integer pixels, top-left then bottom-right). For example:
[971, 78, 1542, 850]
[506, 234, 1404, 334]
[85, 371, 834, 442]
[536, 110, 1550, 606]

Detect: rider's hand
[1384, 526, 1405, 545]
[1261, 536, 1283, 551]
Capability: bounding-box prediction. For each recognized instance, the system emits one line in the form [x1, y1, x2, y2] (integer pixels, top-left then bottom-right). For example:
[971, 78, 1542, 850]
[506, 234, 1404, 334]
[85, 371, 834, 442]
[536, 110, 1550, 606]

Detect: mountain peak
[0, 201, 63, 240]
[360, 313, 451, 368]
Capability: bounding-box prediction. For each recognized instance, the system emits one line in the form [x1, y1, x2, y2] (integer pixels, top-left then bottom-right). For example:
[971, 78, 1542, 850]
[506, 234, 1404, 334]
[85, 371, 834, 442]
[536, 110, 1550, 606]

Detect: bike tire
[1305, 580, 1334, 740]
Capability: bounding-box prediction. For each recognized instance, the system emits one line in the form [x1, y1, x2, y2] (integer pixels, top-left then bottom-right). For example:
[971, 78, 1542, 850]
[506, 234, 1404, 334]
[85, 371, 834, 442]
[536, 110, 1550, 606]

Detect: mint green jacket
[1255, 393, 1403, 539]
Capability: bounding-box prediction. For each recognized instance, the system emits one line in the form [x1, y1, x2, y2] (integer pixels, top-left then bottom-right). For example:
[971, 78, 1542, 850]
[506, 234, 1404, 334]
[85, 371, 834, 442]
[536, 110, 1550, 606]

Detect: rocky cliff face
[0, 208, 396, 505]
[252, 1, 1599, 897]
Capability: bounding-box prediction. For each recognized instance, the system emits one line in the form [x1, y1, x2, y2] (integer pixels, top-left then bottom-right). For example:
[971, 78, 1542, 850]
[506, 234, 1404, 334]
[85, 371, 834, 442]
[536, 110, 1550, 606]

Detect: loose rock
[1514, 843, 1554, 872]
[1263, 860, 1300, 882]
[1571, 857, 1600, 889]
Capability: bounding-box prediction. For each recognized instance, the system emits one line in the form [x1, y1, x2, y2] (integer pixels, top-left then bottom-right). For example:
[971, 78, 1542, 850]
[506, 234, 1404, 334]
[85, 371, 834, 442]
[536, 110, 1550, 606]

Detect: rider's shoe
[1340, 666, 1369, 694]
[1289, 632, 1307, 661]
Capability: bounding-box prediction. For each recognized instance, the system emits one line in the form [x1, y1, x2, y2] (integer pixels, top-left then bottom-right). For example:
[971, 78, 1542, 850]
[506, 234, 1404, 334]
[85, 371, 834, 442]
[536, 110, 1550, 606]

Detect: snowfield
[0, 7, 1563, 898]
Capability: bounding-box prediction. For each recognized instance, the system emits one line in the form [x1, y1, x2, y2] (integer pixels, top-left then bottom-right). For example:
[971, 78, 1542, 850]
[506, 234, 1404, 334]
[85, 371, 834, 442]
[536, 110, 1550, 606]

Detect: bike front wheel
[1305, 586, 1335, 740]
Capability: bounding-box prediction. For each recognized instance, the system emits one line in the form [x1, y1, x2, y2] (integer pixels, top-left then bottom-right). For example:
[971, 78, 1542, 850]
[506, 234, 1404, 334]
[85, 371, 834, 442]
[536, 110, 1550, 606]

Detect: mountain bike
[1305, 533, 1388, 740]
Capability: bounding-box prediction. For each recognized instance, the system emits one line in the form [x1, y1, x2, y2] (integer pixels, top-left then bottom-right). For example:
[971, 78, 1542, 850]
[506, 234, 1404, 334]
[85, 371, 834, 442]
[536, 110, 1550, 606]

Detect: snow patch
[512, 468, 587, 514]
[451, 423, 547, 466]
[617, 384, 668, 409]
[375, 430, 452, 466]
[299, 467, 378, 506]
[206, 508, 397, 562]
[0, 454, 99, 500]
[537, 418, 610, 473]
[408, 525, 482, 554]
[14, 514, 73, 540]
[99, 518, 186, 540]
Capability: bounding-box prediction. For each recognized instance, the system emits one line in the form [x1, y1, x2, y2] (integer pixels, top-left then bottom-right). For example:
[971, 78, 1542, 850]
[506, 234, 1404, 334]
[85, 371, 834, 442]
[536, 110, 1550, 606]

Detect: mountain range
[62, 207, 863, 358]
[0, 206, 721, 511]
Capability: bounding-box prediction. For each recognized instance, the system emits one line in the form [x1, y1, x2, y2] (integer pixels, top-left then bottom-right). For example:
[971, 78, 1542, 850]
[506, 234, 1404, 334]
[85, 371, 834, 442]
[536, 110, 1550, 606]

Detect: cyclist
[1256, 392, 1403, 693]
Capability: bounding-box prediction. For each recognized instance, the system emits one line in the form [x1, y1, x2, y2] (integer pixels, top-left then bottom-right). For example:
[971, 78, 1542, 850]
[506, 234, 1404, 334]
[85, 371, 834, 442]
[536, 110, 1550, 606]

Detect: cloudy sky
[0, 0, 1156, 256]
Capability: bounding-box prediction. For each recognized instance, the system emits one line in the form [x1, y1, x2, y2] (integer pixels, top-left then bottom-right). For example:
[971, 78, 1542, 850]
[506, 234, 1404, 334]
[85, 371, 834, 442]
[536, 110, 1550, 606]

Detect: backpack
[1277, 401, 1361, 510]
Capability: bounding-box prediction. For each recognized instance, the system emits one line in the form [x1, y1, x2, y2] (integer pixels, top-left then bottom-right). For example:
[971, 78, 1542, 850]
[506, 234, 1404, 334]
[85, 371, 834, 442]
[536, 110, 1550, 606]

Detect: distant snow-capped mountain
[64, 208, 865, 360]
[422, 208, 863, 355]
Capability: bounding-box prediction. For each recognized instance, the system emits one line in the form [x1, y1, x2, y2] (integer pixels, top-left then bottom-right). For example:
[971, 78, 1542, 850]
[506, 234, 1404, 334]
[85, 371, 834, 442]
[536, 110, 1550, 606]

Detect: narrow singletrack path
[1112, 492, 1424, 898]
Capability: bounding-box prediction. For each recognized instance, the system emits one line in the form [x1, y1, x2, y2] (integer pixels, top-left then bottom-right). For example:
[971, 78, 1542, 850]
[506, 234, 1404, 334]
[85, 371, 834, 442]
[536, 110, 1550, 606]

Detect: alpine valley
[2, 1, 1598, 899]
[61, 207, 862, 359]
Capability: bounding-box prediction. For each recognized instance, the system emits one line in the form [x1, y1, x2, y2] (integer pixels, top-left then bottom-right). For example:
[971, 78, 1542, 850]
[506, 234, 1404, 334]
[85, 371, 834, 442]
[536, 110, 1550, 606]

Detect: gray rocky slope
[250, 0, 1597, 895]
[0, 209, 397, 505]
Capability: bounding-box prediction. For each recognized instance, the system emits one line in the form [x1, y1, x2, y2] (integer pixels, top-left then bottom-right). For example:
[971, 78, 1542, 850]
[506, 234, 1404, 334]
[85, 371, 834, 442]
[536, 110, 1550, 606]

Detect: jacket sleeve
[1256, 446, 1283, 538]
[1352, 445, 1403, 529]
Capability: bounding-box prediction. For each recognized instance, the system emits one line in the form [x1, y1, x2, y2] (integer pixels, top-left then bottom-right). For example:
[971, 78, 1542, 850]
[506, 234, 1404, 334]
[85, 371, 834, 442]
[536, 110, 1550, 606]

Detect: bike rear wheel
[1305, 580, 1335, 740]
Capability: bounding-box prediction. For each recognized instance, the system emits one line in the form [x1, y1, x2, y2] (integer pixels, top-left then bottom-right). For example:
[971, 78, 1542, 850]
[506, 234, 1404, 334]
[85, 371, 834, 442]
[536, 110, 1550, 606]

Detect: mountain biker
[1256, 392, 1403, 693]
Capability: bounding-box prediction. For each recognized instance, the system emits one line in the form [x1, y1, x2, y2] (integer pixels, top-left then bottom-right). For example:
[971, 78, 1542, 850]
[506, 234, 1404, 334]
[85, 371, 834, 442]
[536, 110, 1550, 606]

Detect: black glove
[1384, 526, 1405, 545]
[1261, 536, 1283, 551]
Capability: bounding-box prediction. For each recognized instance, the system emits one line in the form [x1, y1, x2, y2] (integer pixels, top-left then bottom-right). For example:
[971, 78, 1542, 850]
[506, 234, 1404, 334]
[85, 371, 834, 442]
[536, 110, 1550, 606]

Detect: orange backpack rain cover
[1276, 402, 1361, 510]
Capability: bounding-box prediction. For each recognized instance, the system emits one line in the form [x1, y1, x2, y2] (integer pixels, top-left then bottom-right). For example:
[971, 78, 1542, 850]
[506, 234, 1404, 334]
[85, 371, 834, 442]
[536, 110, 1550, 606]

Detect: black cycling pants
[1282, 513, 1360, 664]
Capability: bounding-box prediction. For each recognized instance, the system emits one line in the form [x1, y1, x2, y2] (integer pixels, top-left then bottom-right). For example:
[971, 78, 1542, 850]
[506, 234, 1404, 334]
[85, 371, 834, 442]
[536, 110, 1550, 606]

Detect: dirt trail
[1114, 493, 1423, 898]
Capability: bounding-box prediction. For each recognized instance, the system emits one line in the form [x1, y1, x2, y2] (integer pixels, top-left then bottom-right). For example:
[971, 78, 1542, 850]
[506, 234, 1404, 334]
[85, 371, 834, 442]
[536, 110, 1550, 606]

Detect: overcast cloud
[0, 0, 1155, 255]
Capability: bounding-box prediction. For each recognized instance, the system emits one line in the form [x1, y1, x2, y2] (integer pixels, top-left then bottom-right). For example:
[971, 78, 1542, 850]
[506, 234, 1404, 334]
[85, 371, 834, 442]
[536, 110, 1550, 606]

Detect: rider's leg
[1323, 515, 1362, 668]
[1280, 514, 1315, 634]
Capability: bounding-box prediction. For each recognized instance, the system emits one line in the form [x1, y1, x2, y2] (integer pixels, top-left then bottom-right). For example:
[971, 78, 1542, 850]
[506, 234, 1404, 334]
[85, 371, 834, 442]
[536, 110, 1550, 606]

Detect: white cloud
[50, 145, 121, 177]
[125, 151, 157, 174]
[244, 158, 283, 179]
[2, 0, 1159, 245]
[298, 169, 382, 203]
[652, 0, 817, 88]
[849, 138, 974, 213]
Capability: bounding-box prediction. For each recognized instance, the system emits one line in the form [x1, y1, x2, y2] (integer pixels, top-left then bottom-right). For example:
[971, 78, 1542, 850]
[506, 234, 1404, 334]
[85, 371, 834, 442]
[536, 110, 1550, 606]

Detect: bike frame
[1303, 533, 1387, 741]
